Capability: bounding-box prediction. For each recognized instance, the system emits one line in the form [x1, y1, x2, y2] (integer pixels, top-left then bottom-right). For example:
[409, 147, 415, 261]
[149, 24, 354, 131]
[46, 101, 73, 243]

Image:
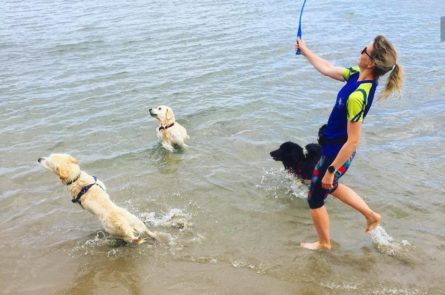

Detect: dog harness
[158, 123, 175, 131]
[71, 176, 104, 208]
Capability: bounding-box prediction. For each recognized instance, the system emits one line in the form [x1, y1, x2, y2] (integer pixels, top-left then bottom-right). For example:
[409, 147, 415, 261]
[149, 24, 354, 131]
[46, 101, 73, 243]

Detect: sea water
[1, 0, 445, 294]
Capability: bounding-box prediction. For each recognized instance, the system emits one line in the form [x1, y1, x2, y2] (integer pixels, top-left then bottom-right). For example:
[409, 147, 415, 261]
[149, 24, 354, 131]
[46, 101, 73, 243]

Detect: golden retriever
[38, 153, 163, 244]
[149, 105, 189, 152]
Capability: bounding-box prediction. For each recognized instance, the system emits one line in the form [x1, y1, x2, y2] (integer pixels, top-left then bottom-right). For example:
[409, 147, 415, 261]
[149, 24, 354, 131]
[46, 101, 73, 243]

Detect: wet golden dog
[149, 105, 189, 152]
[38, 153, 162, 244]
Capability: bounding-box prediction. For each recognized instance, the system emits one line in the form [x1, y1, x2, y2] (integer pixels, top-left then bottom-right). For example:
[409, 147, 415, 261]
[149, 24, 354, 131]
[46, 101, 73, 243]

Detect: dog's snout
[270, 150, 278, 160]
[149, 108, 157, 117]
[38, 157, 43, 163]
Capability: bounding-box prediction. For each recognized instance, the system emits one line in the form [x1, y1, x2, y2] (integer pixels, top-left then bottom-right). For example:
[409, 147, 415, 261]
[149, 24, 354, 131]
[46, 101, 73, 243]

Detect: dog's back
[302, 143, 321, 179]
[270, 142, 321, 180]
[79, 180, 160, 244]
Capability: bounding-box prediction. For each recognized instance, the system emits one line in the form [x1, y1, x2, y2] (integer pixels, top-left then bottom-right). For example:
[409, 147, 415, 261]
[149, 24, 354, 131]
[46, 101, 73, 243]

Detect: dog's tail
[134, 237, 148, 245]
[146, 229, 172, 244]
[133, 234, 166, 245]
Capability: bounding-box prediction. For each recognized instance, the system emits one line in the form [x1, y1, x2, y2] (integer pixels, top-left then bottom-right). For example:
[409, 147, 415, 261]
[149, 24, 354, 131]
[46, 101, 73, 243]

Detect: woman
[295, 36, 404, 250]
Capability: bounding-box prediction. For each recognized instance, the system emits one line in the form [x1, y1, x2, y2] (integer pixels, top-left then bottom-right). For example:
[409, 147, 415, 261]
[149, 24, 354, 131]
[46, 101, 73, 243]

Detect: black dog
[270, 142, 321, 180]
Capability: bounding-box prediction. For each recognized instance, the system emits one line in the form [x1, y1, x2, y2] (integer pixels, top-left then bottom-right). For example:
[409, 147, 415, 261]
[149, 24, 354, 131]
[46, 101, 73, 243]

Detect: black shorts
[307, 152, 355, 209]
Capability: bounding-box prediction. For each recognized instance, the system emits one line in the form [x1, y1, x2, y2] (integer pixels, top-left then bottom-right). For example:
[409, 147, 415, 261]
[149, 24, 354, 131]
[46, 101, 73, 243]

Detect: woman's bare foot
[300, 241, 331, 250]
[365, 212, 381, 232]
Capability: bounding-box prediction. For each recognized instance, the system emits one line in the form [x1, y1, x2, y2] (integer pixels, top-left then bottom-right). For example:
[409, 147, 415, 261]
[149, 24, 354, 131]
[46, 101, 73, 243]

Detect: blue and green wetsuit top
[321, 66, 378, 157]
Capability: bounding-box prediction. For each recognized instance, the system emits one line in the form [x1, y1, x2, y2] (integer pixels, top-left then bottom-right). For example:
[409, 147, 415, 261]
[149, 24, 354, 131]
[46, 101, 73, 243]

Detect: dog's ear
[56, 165, 69, 182]
[283, 143, 303, 159]
[291, 146, 305, 161]
[165, 108, 175, 124]
[69, 155, 79, 164]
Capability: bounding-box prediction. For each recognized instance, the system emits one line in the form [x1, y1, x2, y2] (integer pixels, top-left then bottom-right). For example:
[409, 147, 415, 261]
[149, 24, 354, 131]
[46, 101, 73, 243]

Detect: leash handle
[296, 29, 302, 55]
[295, 0, 307, 56]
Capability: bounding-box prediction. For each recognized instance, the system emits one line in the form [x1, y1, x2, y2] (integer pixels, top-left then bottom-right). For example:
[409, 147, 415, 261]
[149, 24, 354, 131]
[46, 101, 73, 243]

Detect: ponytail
[380, 63, 404, 99]
[371, 35, 404, 99]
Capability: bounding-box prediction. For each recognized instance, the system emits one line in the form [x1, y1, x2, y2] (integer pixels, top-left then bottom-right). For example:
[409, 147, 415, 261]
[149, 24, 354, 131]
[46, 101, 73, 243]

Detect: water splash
[140, 208, 193, 230]
[257, 167, 308, 199]
[140, 208, 200, 252]
[290, 179, 309, 199]
[369, 226, 413, 256]
[69, 231, 129, 257]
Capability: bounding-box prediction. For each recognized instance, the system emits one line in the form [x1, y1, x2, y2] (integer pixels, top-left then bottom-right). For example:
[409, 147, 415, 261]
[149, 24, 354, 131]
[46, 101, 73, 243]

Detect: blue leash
[295, 0, 307, 56]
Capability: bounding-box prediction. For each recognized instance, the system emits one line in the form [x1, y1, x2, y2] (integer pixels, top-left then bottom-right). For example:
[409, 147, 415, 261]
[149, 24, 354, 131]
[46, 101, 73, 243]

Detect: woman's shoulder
[342, 66, 360, 81]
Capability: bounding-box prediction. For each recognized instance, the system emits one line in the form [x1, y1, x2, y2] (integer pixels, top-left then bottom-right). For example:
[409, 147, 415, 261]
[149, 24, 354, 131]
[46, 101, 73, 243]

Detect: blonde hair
[371, 35, 404, 99]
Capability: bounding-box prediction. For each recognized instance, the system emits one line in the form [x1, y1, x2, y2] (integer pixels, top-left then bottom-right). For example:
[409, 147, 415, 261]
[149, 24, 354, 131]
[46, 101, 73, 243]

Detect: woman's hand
[321, 172, 335, 190]
[295, 38, 307, 55]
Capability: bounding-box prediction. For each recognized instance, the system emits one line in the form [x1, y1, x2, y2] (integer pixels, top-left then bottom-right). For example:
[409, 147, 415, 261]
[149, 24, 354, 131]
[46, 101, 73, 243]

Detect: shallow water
[1, 0, 445, 294]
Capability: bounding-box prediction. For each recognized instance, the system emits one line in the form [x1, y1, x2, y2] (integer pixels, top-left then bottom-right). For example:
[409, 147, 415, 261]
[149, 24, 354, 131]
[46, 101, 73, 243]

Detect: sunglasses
[361, 47, 373, 59]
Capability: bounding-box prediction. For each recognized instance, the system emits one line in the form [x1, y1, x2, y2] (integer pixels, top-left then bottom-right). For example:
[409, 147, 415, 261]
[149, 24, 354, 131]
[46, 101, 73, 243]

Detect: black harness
[71, 176, 104, 208]
[158, 123, 175, 131]
[317, 124, 348, 146]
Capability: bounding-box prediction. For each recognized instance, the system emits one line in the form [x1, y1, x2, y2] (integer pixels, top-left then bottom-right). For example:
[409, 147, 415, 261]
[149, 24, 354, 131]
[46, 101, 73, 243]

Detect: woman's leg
[302, 154, 333, 250]
[331, 183, 381, 232]
[301, 205, 332, 250]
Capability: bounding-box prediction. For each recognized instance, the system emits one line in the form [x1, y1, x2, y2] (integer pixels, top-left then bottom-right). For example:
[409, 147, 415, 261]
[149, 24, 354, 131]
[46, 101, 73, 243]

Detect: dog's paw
[162, 143, 175, 152]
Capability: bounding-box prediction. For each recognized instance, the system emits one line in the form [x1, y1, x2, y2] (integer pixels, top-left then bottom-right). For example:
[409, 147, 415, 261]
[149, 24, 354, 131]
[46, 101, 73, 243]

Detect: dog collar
[158, 123, 175, 130]
[66, 173, 81, 186]
[72, 176, 103, 208]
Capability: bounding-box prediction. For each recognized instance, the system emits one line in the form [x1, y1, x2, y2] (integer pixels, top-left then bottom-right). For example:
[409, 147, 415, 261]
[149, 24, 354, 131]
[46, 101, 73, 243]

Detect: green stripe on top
[347, 83, 372, 122]
[342, 66, 360, 81]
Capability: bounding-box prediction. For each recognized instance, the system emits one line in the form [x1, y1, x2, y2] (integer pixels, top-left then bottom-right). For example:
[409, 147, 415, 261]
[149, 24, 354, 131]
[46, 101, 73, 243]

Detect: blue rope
[295, 0, 307, 56]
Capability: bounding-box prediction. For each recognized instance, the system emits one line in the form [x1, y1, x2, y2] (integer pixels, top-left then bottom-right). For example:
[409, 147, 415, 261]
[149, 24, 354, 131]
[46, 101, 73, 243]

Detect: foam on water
[320, 282, 422, 295]
[369, 226, 413, 257]
[69, 231, 138, 257]
[369, 287, 422, 295]
[230, 257, 269, 274]
[257, 167, 309, 199]
[320, 281, 359, 291]
[139, 208, 201, 252]
[140, 208, 192, 230]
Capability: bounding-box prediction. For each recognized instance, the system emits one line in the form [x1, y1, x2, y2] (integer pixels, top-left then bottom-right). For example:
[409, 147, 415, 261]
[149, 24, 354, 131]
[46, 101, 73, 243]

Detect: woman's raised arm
[295, 39, 345, 82]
